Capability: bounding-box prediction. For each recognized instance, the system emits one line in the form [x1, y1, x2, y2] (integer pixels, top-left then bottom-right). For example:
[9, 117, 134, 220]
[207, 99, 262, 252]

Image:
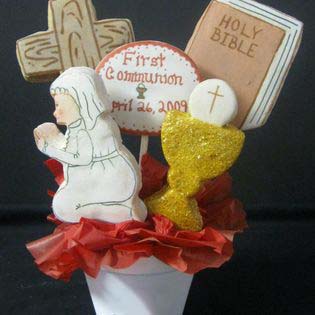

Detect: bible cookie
[186, 0, 303, 130]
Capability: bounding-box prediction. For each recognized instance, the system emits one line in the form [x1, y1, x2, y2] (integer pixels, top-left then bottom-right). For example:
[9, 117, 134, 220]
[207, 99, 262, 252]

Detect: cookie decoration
[186, 0, 303, 130]
[146, 110, 245, 231]
[17, 1, 305, 314]
[188, 79, 238, 126]
[34, 67, 147, 223]
[96, 41, 202, 135]
[16, 0, 135, 82]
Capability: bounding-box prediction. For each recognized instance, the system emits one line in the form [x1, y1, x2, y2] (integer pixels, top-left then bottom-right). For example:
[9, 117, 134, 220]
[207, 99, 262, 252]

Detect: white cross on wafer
[188, 79, 238, 126]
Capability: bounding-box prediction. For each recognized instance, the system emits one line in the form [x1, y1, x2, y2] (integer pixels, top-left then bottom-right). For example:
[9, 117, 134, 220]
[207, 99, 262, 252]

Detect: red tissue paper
[26, 154, 247, 281]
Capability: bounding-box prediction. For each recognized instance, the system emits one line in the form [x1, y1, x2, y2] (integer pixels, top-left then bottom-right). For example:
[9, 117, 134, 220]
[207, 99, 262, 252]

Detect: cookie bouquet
[17, 0, 302, 314]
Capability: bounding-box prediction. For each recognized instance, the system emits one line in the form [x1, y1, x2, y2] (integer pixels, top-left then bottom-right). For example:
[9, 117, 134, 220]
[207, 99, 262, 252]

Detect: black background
[0, 0, 314, 314]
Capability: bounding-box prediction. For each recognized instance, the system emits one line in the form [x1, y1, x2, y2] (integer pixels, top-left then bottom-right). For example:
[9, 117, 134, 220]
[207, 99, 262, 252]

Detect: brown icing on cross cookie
[16, 0, 135, 82]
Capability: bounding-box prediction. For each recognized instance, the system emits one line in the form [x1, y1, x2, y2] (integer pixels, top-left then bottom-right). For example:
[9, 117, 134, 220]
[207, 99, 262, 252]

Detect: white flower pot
[85, 257, 193, 315]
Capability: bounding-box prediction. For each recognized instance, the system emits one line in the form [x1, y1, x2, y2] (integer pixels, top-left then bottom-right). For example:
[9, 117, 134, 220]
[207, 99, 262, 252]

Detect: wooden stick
[139, 135, 149, 166]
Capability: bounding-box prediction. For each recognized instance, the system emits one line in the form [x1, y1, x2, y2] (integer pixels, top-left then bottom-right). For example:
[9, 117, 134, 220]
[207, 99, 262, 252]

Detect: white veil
[50, 67, 110, 130]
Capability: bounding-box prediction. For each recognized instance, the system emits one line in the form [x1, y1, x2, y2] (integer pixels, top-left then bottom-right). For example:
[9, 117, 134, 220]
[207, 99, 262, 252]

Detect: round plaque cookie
[96, 41, 202, 135]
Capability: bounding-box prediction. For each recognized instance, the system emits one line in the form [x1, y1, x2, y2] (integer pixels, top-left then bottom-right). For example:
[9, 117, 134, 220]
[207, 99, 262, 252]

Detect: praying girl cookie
[34, 67, 147, 223]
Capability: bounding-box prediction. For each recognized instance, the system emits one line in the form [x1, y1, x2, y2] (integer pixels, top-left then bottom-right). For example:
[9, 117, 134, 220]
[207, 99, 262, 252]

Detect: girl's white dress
[44, 115, 145, 223]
